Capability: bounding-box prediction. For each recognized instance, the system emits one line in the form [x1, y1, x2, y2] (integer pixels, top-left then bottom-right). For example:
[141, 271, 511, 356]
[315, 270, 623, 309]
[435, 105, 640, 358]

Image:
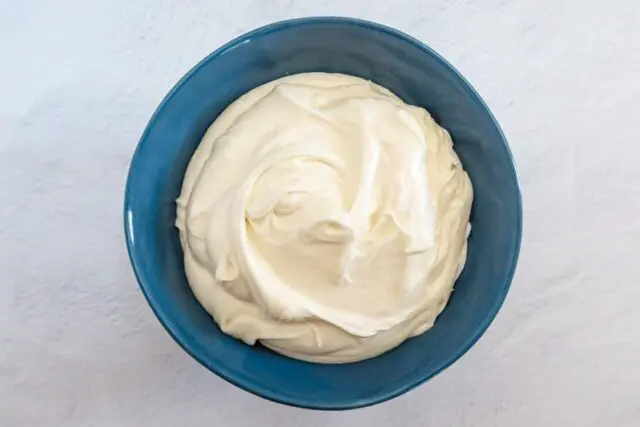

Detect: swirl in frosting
[176, 73, 472, 363]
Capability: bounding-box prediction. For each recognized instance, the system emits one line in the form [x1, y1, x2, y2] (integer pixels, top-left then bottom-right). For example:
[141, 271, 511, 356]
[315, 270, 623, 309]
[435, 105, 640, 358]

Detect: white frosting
[176, 73, 473, 363]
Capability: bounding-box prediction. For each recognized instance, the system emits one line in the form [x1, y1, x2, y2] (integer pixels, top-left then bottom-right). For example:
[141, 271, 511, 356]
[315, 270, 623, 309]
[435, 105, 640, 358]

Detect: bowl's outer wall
[125, 18, 522, 409]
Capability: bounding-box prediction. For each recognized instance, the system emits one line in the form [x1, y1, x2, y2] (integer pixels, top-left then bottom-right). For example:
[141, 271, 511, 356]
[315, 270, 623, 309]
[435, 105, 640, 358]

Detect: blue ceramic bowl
[124, 17, 522, 409]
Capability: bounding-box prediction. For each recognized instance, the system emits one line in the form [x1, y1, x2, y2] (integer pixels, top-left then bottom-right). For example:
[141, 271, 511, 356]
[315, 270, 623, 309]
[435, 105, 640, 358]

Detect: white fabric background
[1, 0, 639, 426]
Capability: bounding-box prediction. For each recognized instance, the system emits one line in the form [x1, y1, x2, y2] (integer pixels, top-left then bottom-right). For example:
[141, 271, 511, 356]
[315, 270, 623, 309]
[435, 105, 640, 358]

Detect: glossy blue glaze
[124, 17, 522, 410]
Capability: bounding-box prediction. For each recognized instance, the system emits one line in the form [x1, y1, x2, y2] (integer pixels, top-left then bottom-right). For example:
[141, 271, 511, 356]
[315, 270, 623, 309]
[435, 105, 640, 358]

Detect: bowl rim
[124, 16, 523, 410]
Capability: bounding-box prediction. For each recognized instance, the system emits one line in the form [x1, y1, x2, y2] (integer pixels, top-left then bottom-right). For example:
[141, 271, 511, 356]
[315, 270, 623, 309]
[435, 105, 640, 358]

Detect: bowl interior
[125, 18, 521, 409]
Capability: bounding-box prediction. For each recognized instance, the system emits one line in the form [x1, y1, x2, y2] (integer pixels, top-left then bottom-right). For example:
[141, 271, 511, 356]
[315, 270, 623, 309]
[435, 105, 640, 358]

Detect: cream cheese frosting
[176, 73, 473, 363]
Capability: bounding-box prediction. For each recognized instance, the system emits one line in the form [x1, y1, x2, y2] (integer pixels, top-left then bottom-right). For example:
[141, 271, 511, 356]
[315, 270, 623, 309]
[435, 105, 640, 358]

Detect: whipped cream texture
[176, 73, 473, 363]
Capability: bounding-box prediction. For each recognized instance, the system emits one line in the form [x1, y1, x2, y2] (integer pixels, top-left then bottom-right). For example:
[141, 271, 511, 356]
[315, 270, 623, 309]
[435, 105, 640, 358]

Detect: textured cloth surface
[1, 1, 639, 426]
